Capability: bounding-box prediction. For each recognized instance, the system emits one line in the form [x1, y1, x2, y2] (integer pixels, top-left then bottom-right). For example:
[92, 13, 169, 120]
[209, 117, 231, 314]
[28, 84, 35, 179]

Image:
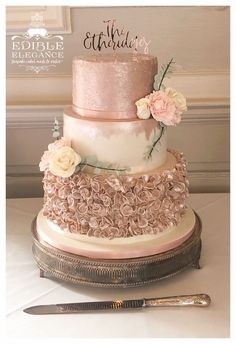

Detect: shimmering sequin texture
[42, 150, 189, 239]
[72, 53, 157, 119]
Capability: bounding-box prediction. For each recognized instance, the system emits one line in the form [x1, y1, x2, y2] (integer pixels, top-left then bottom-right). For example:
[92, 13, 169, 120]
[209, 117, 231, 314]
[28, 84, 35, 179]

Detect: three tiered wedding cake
[36, 53, 196, 260]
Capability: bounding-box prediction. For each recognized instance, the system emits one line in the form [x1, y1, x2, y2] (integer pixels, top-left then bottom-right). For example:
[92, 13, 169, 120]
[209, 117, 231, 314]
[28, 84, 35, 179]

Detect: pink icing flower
[148, 91, 181, 126]
[39, 137, 71, 172]
[39, 150, 50, 172]
[48, 137, 71, 152]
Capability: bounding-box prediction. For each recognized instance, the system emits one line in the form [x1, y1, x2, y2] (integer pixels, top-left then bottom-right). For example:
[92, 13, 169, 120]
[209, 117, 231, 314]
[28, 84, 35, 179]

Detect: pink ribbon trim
[72, 105, 137, 120]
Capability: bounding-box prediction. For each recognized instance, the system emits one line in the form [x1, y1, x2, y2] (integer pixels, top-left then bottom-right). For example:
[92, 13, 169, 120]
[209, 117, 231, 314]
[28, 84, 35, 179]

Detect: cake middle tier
[64, 106, 167, 174]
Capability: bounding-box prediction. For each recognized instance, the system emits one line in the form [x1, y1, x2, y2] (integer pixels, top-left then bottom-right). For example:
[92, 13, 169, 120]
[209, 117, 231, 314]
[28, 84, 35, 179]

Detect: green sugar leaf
[94, 167, 100, 175]
[107, 163, 114, 169]
[86, 155, 97, 165]
[153, 58, 175, 91]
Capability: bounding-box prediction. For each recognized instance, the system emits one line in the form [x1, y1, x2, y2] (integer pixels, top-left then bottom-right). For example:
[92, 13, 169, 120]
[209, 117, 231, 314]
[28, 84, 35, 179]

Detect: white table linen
[6, 194, 230, 338]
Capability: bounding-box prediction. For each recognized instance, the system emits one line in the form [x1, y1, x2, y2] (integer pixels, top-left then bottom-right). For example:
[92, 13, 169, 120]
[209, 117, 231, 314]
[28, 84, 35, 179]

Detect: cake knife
[23, 293, 211, 315]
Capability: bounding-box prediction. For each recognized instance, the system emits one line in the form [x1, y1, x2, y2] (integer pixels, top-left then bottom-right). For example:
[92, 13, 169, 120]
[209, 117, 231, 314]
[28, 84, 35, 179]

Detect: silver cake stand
[31, 212, 202, 288]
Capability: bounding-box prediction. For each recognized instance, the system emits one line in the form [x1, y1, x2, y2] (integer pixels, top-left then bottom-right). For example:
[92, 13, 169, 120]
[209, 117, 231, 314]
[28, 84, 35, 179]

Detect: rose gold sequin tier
[42, 150, 189, 240]
[72, 53, 157, 119]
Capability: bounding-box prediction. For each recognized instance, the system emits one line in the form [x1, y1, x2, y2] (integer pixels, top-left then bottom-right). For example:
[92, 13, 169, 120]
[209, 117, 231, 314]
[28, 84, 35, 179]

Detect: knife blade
[23, 293, 211, 315]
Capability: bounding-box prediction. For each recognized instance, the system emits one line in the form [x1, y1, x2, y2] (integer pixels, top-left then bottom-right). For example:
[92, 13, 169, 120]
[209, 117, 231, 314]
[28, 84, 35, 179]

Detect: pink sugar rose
[148, 90, 181, 126]
[39, 150, 50, 172]
[48, 137, 71, 152]
[39, 137, 71, 172]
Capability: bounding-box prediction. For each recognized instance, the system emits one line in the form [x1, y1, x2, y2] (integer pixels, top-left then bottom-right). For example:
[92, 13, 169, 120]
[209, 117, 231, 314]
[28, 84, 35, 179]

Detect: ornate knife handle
[144, 294, 211, 307]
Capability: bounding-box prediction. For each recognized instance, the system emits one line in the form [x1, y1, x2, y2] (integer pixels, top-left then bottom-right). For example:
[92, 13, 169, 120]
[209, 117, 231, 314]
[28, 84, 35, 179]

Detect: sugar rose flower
[148, 90, 181, 126]
[135, 98, 151, 119]
[49, 146, 81, 178]
[48, 137, 71, 152]
[165, 87, 187, 112]
[39, 137, 71, 172]
[39, 150, 51, 172]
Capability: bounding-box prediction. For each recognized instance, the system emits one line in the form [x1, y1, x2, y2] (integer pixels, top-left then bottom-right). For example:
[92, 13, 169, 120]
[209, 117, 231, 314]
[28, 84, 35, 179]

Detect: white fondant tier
[64, 106, 167, 174]
[36, 207, 196, 259]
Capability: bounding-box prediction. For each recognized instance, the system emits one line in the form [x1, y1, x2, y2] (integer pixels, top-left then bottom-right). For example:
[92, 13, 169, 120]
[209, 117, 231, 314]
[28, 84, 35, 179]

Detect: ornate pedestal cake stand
[31, 212, 202, 288]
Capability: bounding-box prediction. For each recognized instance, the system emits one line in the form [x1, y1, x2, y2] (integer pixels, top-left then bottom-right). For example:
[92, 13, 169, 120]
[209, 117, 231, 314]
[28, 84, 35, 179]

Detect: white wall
[6, 6, 230, 197]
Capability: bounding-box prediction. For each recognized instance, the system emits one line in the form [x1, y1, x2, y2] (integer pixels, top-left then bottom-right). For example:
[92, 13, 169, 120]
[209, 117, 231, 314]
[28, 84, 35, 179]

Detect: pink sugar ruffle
[42, 149, 189, 239]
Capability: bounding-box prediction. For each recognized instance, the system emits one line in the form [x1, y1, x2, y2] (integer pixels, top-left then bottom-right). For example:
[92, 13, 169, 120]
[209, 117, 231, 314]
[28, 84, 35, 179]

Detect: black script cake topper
[83, 19, 151, 54]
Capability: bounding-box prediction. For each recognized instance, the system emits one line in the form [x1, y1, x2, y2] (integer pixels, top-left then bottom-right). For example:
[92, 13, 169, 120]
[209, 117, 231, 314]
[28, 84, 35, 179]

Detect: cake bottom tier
[36, 207, 196, 259]
[42, 150, 189, 240]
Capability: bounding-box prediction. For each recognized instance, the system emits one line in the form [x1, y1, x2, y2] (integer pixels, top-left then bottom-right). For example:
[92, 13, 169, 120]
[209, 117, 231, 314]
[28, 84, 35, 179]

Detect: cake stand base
[31, 213, 202, 288]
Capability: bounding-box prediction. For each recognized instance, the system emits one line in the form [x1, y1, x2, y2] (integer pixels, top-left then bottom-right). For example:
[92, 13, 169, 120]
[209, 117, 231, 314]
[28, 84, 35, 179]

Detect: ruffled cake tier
[42, 149, 189, 241]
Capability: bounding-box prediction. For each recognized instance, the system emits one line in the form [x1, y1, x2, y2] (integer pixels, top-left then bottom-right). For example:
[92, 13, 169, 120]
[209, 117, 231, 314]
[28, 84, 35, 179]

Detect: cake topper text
[83, 19, 151, 54]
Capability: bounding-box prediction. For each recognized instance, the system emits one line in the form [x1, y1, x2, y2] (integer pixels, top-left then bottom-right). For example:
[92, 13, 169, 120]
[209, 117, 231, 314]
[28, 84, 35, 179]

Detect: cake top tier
[72, 53, 157, 120]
